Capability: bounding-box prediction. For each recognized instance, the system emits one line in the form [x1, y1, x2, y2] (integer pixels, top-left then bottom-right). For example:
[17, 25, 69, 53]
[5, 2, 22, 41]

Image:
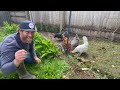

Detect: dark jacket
[0, 32, 37, 75]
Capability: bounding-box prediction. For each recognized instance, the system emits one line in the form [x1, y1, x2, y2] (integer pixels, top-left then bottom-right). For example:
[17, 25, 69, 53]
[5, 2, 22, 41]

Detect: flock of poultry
[54, 31, 89, 56]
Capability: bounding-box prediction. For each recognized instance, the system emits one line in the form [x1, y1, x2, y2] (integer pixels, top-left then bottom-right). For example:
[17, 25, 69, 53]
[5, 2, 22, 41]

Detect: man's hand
[34, 56, 41, 64]
[14, 49, 27, 67]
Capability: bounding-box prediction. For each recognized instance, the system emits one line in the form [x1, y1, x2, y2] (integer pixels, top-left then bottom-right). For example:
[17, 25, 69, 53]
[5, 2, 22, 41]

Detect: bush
[34, 32, 62, 60]
[0, 33, 7, 42]
[2, 21, 19, 34]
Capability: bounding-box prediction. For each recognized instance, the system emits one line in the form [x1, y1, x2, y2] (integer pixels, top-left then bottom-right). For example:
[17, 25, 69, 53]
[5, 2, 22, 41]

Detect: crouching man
[0, 20, 41, 79]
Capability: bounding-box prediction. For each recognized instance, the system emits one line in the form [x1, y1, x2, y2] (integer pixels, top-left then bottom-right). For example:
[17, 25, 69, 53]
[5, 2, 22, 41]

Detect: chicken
[55, 31, 72, 53]
[70, 36, 88, 55]
[71, 34, 80, 49]
[54, 31, 68, 40]
[56, 43, 65, 53]
[62, 35, 73, 52]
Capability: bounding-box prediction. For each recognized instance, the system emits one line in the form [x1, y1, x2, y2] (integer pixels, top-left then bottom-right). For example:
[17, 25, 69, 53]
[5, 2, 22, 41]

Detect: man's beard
[26, 38, 33, 43]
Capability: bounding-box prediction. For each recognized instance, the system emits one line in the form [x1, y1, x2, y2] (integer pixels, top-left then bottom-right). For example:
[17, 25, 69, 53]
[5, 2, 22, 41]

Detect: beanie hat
[20, 20, 36, 31]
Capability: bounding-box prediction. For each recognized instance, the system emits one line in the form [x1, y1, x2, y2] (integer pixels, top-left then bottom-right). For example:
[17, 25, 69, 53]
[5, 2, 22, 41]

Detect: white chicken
[71, 34, 80, 48]
[71, 36, 88, 55]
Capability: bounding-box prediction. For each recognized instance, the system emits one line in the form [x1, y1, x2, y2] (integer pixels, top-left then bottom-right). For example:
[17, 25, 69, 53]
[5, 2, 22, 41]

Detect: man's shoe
[19, 72, 36, 79]
[16, 62, 36, 79]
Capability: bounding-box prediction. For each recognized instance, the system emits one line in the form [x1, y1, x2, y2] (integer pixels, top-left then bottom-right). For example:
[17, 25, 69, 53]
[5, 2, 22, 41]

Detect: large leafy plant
[34, 32, 62, 60]
[2, 21, 19, 34]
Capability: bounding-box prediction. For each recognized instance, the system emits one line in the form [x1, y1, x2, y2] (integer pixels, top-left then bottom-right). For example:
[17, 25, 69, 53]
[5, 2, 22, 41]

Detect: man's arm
[0, 52, 17, 75]
[1, 61, 17, 75]
[30, 42, 37, 57]
[0, 43, 1, 57]
[31, 43, 41, 64]
[33, 47, 37, 57]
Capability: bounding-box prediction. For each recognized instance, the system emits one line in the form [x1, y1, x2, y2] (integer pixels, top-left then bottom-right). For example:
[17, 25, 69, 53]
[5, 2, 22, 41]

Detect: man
[0, 20, 41, 79]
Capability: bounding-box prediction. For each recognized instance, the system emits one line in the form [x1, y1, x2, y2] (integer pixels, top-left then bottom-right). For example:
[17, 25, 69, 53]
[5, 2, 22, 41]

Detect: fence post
[25, 11, 30, 20]
[59, 11, 66, 33]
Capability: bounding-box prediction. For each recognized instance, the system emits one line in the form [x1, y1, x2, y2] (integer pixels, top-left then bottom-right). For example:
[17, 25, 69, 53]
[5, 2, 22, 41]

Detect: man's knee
[24, 58, 36, 64]
[0, 57, 1, 68]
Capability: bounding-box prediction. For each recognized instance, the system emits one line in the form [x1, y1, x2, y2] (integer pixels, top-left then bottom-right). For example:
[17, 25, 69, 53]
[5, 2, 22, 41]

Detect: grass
[64, 38, 120, 79]
[26, 58, 70, 79]
[50, 36, 120, 79]
[0, 57, 70, 79]
[0, 58, 69, 79]
[87, 39, 120, 79]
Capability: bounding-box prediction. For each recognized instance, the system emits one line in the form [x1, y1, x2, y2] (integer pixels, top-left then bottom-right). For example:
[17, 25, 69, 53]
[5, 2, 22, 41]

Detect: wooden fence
[0, 11, 11, 26]
[29, 11, 120, 31]
[10, 11, 27, 24]
[9, 11, 120, 41]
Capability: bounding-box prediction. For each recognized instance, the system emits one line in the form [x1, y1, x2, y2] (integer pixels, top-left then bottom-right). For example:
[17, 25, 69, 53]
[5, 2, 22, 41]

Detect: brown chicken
[62, 36, 73, 52]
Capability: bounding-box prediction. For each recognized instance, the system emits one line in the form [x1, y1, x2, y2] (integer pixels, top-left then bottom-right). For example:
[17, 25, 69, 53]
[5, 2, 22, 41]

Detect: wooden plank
[11, 17, 26, 23]
[10, 15, 26, 18]
[10, 11, 26, 17]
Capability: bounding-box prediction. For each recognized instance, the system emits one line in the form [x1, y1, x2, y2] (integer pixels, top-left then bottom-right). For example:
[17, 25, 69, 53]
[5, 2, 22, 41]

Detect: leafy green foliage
[26, 58, 70, 79]
[2, 21, 19, 34]
[0, 33, 6, 42]
[0, 22, 19, 42]
[34, 32, 62, 60]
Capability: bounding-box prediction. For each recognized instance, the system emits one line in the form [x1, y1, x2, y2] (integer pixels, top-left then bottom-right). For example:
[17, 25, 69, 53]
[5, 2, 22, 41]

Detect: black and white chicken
[54, 31, 68, 40]
[56, 43, 65, 53]
[71, 34, 80, 49]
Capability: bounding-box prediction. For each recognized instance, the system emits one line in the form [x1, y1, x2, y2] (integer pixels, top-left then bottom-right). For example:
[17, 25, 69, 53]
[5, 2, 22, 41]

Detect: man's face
[19, 30, 35, 43]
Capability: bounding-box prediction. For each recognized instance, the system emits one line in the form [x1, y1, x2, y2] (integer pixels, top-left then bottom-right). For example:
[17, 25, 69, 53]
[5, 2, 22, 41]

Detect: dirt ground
[39, 31, 96, 79]
[39, 31, 75, 43]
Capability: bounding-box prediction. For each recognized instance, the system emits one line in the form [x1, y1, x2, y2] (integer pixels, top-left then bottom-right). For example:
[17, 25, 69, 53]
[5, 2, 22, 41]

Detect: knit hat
[20, 20, 36, 31]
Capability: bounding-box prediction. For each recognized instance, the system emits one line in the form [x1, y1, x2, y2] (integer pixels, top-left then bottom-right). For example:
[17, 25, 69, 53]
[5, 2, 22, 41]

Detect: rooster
[55, 31, 72, 53]
[71, 34, 80, 49]
[70, 36, 88, 55]
[62, 35, 73, 52]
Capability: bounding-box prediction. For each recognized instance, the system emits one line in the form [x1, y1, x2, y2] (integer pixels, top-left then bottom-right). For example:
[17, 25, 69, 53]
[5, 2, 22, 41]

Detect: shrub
[2, 21, 19, 34]
[0, 33, 6, 42]
[34, 32, 62, 60]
